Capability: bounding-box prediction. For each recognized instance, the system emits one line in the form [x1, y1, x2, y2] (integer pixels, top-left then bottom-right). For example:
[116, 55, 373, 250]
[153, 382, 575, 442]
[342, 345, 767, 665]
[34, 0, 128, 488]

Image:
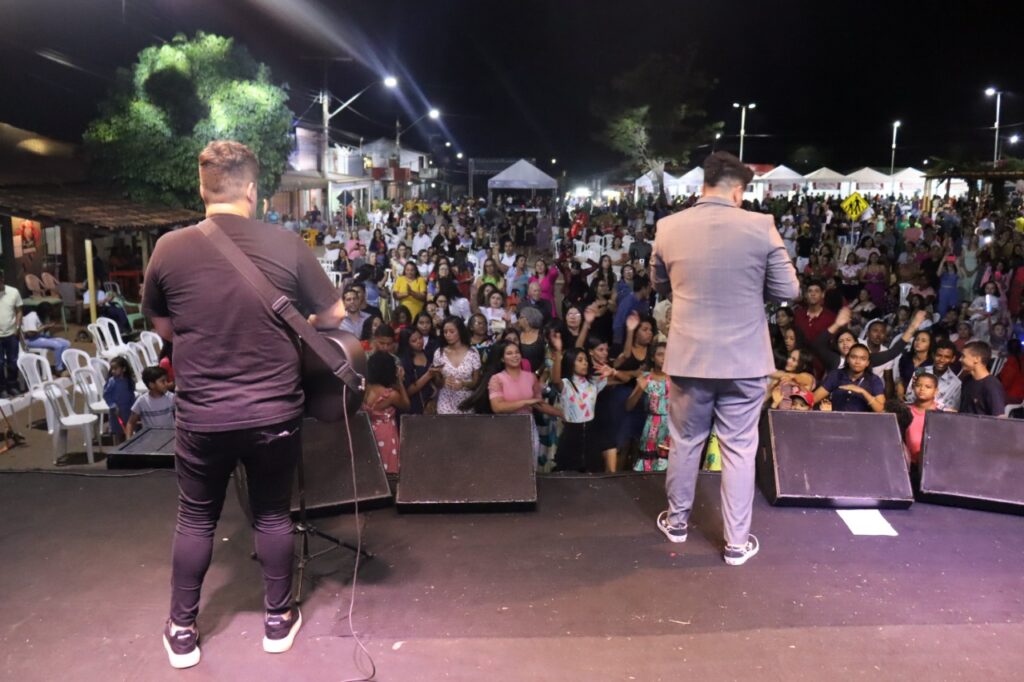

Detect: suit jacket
[652, 196, 799, 379]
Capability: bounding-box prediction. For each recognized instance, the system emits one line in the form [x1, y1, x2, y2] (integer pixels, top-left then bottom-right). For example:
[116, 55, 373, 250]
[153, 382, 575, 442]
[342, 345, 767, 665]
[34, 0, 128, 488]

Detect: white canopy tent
[845, 167, 892, 193]
[634, 169, 660, 195]
[666, 167, 704, 196]
[752, 165, 806, 198]
[804, 167, 850, 192]
[891, 167, 927, 195]
[488, 159, 558, 204]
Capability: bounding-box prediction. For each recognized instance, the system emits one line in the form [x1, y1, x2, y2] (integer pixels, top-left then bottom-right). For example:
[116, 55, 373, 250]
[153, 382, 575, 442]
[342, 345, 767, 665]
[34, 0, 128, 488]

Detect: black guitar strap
[198, 219, 364, 392]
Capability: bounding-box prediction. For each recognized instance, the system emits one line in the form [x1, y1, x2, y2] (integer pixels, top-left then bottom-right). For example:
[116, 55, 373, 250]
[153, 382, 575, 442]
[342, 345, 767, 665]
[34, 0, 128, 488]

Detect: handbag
[199, 219, 366, 422]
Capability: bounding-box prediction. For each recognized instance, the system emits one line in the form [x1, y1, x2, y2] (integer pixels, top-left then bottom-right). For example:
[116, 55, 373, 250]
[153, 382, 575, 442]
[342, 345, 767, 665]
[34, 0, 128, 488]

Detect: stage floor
[3, 471, 1023, 681]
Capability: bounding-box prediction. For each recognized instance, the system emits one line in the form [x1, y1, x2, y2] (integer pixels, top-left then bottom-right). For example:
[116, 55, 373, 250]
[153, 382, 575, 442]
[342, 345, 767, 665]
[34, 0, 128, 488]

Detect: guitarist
[143, 141, 346, 669]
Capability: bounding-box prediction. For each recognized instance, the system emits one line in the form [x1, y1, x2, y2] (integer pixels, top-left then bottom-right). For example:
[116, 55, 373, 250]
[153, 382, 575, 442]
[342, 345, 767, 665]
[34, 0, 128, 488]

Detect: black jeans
[170, 418, 301, 626]
[0, 334, 19, 392]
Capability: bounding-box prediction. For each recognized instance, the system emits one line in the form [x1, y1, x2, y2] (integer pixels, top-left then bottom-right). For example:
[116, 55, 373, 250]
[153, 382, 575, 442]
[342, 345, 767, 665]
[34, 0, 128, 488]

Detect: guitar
[299, 327, 367, 422]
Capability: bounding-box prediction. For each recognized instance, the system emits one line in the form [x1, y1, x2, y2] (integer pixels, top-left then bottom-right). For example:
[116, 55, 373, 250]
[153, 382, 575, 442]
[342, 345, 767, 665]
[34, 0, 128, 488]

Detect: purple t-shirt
[143, 214, 339, 432]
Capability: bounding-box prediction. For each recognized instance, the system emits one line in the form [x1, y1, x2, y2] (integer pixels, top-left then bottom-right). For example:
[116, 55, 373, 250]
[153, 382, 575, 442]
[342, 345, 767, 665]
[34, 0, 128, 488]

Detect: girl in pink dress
[362, 352, 410, 474]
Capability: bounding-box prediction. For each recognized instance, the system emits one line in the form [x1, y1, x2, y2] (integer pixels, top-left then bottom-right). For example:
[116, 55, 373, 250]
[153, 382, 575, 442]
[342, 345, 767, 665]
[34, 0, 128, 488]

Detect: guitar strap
[198, 219, 364, 393]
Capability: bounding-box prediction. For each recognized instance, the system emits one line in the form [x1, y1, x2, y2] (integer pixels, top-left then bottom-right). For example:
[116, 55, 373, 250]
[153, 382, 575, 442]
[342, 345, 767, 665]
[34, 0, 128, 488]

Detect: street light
[712, 131, 722, 152]
[551, 158, 557, 165]
[732, 102, 756, 161]
[890, 120, 901, 176]
[1010, 134, 1021, 145]
[986, 87, 1002, 164]
[321, 75, 398, 178]
[445, 141, 452, 147]
[456, 152, 464, 160]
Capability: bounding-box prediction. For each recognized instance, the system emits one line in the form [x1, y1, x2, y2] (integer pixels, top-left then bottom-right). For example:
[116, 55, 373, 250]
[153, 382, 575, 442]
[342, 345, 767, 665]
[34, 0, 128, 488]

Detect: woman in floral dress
[432, 316, 481, 414]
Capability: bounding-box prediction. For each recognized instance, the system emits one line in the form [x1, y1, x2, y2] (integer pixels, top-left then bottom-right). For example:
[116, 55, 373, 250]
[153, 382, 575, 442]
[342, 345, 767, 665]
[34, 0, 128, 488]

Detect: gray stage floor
[2, 470, 1023, 681]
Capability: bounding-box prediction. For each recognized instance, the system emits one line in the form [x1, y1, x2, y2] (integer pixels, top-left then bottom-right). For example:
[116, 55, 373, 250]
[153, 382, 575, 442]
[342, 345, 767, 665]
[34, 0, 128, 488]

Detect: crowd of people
[302, 183, 1024, 476]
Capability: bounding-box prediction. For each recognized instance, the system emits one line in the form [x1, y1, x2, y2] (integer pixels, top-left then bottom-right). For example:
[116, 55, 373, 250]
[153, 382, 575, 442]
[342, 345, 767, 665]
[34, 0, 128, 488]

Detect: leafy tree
[593, 52, 722, 193]
[84, 32, 293, 210]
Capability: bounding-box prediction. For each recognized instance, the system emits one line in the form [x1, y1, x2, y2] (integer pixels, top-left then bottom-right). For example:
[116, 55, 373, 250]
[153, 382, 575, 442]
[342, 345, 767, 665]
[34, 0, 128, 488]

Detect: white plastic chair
[124, 342, 150, 395]
[1004, 402, 1023, 418]
[92, 317, 129, 360]
[62, 348, 93, 375]
[328, 271, 344, 288]
[17, 352, 71, 430]
[72, 367, 108, 437]
[89, 357, 110, 384]
[42, 381, 98, 465]
[139, 331, 164, 366]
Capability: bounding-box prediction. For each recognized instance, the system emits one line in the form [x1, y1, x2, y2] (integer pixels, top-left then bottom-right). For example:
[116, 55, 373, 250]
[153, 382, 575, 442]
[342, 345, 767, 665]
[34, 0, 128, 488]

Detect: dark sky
[2, 0, 1021, 179]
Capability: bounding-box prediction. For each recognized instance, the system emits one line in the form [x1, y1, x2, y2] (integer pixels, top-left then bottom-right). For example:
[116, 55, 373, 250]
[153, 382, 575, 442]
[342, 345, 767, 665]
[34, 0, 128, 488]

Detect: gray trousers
[665, 376, 766, 547]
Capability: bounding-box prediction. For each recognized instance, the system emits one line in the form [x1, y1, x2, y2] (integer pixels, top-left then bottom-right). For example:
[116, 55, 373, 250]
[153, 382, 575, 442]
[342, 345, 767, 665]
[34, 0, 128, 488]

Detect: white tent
[634, 169, 660, 194]
[666, 167, 704, 196]
[488, 159, 558, 191]
[891, 167, 927, 194]
[488, 159, 558, 204]
[804, 167, 850, 191]
[752, 165, 806, 193]
[846, 167, 892, 192]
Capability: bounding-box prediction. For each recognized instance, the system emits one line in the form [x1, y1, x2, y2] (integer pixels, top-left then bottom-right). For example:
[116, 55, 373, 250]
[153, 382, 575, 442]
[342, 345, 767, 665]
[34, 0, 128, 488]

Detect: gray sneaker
[656, 510, 688, 543]
[723, 534, 759, 566]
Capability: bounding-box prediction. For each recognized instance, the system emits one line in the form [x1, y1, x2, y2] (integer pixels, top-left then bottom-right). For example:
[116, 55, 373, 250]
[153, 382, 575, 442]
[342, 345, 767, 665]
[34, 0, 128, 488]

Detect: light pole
[732, 102, 756, 161]
[985, 87, 1002, 164]
[321, 76, 397, 179]
[395, 108, 440, 153]
[394, 108, 440, 199]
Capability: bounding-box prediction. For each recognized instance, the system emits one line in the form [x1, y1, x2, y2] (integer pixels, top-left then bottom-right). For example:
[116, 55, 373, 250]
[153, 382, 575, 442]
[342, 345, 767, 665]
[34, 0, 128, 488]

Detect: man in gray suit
[651, 152, 799, 566]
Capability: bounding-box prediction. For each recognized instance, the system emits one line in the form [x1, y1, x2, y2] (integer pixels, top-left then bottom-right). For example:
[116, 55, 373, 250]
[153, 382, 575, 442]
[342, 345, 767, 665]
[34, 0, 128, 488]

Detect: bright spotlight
[985, 87, 997, 97]
[445, 141, 452, 147]
[428, 108, 440, 119]
[551, 158, 557, 164]
[383, 76, 398, 88]
[456, 152, 464, 159]
[894, 120, 901, 128]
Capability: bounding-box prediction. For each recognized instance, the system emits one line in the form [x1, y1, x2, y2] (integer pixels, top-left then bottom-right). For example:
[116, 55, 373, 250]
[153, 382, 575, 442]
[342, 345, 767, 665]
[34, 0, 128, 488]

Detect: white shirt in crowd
[412, 232, 433, 256]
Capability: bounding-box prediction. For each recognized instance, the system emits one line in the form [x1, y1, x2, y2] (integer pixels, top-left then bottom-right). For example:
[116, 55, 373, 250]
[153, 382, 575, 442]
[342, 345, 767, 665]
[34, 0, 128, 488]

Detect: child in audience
[102, 356, 135, 441]
[902, 373, 940, 466]
[626, 342, 670, 472]
[125, 366, 175, 438]
[551, 346, 614, 472]
[362, 351, 410, 473]
[959, 341, 1007, 416]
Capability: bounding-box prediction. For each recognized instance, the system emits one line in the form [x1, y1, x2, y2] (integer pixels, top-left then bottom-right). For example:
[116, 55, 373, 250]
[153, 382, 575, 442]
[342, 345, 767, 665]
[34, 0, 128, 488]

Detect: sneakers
[723, 534, 760, 566]
[263, 606, 303, 654]
[162, 620, 200, 669]
[656, 510, 688, 543]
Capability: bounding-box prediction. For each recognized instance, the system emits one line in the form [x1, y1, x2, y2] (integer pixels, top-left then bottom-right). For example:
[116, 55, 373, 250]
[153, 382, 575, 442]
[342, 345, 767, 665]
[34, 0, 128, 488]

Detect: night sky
[2, 0, 1021, 180]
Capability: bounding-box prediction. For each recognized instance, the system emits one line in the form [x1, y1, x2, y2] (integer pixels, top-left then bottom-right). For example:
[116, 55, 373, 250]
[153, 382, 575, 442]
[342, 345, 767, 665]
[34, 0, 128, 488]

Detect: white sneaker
[723, 534, 759, 566]
[656, 510, 688, 543]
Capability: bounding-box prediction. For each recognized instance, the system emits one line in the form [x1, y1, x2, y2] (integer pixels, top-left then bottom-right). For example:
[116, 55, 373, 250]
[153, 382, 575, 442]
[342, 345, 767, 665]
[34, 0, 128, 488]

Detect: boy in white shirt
[125, 366, 175, 437]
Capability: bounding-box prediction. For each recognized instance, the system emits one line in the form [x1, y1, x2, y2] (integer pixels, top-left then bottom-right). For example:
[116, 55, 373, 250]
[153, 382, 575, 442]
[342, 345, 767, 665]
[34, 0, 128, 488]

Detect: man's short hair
[933, 340, 957, 356]
[963, 340, 992, 366]
[198, 140, 259, 203]
[804, 279, 825, 293]
[703, 151, 754, 188]
[632, 275, 651, 293]
[141, 366, 168, 388]
[915, 372, 939, 387]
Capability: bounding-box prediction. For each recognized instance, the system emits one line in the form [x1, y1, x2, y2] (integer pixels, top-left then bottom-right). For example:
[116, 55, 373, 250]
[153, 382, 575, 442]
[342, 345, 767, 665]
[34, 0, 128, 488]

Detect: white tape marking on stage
[835, 509, 898, 536]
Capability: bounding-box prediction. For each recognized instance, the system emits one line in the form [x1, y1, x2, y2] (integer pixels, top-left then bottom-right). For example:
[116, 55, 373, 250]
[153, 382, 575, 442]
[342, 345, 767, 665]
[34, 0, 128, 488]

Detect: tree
[84, 32, 293, 210]
[593, 52, 722, 194]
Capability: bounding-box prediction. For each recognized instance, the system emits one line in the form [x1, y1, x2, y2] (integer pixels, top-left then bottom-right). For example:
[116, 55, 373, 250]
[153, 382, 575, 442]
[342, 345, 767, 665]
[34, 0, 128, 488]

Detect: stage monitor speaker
[757, 411, 913, 509]
[396, 414, 536, 510]
[919, 411, 1024, 514]
[292, 415, 391, 513]
[235, 415, 391, 518]
[106, 428, 176, 469]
